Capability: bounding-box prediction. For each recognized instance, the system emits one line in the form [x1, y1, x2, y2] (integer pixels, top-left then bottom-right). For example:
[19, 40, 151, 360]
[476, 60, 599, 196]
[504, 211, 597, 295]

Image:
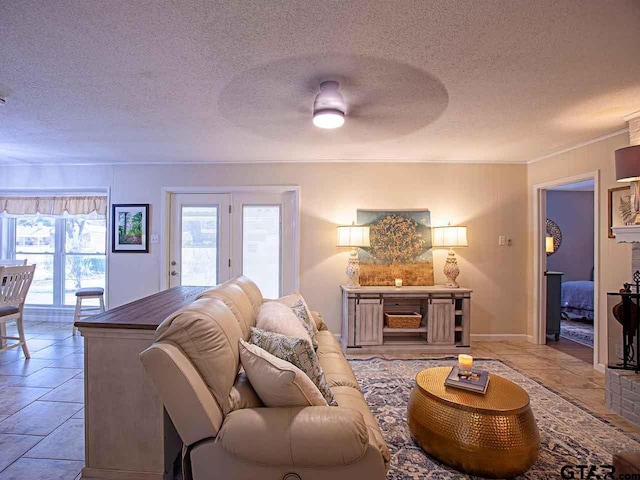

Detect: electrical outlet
[498, 235, 506, 246]
[150, 234, 159, 244]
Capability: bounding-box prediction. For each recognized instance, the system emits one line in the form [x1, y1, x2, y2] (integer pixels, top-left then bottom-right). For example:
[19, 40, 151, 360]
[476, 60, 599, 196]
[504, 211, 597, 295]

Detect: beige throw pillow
[250, 327, 337, 406]
[256, 301, 314, 349]
[276, 291, 318, 348]
[239, 340, 327, 407]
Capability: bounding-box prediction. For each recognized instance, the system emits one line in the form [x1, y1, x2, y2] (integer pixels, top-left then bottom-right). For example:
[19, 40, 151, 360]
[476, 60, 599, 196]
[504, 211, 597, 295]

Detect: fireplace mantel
[612, 225, 640, 243]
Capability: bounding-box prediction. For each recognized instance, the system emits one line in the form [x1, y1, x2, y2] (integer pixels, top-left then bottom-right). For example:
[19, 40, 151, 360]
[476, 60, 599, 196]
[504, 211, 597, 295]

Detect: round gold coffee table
[407, 367, 539, 478]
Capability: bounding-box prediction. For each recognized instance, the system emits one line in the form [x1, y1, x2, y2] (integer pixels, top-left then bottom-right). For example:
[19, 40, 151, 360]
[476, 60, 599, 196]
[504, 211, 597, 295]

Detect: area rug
[349, 357, 639, 479]
[560, 318, 594, 347]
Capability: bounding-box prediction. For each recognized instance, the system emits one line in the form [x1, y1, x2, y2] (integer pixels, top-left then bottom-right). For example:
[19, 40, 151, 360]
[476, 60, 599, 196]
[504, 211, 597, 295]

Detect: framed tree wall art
[112, 204, 149, 253]
[356, 209, 434, 286]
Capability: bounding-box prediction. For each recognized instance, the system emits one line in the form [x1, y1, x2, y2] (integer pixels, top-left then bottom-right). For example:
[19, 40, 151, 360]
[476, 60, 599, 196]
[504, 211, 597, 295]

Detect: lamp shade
[545, 236, 554, 253]
[616, 145, 640, 182]
[337, 225, 370, 247]
[432, 226, 468, 248]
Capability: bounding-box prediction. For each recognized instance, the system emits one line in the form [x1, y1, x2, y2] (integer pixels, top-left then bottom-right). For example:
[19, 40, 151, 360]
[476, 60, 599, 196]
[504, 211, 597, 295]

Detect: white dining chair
[0, 265, 36, 358]
[0, 259, 27, 267]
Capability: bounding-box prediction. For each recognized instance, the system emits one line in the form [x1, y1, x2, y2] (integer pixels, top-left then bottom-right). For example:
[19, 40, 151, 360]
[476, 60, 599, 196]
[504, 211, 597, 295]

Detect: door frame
[531, 170, 602, 372]
[160, 186, 300, 292]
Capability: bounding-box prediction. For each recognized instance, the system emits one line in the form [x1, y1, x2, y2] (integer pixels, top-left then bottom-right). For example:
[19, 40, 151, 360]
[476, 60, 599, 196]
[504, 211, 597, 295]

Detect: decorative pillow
[256, 301, 314, 349]
[276, 292, 318, 348]
[250, 327, 337, 406]
[239, 340, 327, 407]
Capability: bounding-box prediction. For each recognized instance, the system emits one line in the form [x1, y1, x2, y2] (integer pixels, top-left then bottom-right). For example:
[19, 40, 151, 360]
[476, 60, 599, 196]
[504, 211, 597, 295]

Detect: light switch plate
[150, 234, 159, 244]
[498, 235, 506, 246]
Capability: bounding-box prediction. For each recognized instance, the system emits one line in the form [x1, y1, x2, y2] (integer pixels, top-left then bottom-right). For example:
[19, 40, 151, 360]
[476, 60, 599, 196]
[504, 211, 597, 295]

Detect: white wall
[1, 162, 528, 336]
[527, 131, 631, 366]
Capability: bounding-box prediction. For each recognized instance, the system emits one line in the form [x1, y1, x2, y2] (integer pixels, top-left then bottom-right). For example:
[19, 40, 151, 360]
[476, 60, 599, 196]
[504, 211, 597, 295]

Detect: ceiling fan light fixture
[313, 109, 345, 129]
[313, 81, 346, 129]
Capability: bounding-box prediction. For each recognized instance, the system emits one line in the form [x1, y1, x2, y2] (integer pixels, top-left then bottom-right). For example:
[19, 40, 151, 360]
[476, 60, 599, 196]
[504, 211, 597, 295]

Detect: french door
[168, 191, 297, 298]
[169, 194, 231, 289]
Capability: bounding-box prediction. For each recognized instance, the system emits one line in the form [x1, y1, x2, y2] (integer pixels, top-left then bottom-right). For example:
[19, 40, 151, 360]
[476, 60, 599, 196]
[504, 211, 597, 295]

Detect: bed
[561, 280, 594, 322]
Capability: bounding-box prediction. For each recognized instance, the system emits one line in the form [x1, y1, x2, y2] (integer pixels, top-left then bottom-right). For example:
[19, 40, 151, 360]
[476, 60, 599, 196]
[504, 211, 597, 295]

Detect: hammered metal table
[407, 367, 540, 478]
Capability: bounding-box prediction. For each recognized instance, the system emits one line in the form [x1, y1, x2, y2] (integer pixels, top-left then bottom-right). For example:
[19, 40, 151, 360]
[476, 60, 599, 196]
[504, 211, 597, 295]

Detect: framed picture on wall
[608, 186, 631, 238]
[112, 204, 150, 252]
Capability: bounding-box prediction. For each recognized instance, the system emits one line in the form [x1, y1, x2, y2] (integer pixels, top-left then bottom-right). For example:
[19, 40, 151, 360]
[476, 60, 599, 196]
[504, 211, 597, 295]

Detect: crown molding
[526, 128, 629, 164]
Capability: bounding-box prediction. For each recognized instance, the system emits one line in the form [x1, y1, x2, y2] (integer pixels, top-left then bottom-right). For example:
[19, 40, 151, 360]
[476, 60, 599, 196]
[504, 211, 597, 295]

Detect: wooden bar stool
[73, 287, 105, 335]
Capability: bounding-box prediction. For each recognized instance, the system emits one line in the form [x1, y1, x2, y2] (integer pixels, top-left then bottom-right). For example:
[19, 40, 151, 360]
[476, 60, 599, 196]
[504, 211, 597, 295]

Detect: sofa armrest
[217, 406, 370, 466]
[310, 310, 327, 330]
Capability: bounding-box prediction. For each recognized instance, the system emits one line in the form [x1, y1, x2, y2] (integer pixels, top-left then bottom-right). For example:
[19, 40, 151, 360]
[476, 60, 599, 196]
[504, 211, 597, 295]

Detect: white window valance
[0, 195, 108, 216]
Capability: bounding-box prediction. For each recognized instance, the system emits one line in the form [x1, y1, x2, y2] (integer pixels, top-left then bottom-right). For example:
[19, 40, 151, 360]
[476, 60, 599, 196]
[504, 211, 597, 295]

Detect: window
[5, 214, 106, 306]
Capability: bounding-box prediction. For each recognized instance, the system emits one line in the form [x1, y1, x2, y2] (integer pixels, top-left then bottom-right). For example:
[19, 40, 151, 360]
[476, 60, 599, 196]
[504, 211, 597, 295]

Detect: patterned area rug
[349, 357, 638, 479]
[560, 318, 594, 347]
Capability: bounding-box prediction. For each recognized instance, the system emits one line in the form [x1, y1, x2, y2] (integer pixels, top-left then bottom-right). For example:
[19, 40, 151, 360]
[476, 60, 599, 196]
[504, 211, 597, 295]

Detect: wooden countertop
[341, 285, 473, 294]
[74, 286, 210, 330]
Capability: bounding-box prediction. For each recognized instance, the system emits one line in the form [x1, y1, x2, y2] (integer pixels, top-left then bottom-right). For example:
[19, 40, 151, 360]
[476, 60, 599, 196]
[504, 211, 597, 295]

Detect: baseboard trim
[596, 363, 605, 374]
[339, 333, 533, 344]
[471, 334, 532, 342]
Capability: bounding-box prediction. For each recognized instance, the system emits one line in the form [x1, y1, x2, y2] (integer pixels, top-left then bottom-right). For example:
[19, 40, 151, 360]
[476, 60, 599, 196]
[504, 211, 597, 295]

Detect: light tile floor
[0, 318, 84, 480]
[0, 319, 638, 480]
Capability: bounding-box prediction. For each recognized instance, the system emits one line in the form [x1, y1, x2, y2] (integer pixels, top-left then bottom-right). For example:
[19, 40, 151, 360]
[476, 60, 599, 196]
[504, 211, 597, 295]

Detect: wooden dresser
[545, 272, 563, 341]
[341, 285, 472, 354]
[76, 286, 208, 480]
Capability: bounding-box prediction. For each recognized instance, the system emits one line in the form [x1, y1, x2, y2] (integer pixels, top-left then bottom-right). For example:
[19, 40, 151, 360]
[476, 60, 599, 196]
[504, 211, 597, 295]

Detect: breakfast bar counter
[76, 286, 208, 480]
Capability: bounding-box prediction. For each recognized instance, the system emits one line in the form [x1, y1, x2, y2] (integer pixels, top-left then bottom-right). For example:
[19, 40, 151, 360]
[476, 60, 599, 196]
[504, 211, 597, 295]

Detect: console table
[76, 286, 209, 480]
[341, 285, 472, 354]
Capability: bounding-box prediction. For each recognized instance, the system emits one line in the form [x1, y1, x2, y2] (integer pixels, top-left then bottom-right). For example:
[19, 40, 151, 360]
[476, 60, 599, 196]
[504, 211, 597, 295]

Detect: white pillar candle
[395, 278, 402, 287]
[458, 354, 473, 372]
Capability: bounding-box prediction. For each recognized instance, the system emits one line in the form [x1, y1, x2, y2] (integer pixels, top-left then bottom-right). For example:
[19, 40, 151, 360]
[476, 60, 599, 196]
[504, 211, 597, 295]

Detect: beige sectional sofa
[140, 276, 390, 480]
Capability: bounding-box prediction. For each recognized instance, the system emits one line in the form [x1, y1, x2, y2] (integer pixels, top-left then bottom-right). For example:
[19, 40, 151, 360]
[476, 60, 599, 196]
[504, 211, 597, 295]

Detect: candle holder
[458, 354, 474, 377]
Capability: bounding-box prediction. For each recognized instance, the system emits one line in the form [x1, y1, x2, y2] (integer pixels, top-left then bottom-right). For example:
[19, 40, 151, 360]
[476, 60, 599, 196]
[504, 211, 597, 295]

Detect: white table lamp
[337, 224, 370, 287]
[432, 225, 468, 288]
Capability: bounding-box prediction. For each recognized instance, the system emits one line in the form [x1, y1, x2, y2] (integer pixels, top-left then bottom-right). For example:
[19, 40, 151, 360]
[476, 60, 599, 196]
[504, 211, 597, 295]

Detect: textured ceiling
[1, 0, 639, 165]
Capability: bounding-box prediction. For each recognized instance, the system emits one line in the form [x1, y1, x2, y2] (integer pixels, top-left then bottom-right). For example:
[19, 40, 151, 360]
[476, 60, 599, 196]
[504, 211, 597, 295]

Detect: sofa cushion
[231, 276, 263, 312]
[250, 327, 337, 406]
[198, 282, 256, 340]
[331, 386, 391, 467]
[317, 351, 361, 391]
[310, 310, 327, 331]
[239, 340, 327, 407]
[275, 292, 318, 348]
[226, 371, 264, 413]
[155, 297, 243, 415]
[256, 301, 313, 350]
[315, 330, 344, 354]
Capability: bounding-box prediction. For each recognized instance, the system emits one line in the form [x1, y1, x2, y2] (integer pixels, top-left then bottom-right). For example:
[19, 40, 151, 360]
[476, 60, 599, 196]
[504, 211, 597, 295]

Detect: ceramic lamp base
[346, 248, 361, 287]
[443, 249, 460, 288]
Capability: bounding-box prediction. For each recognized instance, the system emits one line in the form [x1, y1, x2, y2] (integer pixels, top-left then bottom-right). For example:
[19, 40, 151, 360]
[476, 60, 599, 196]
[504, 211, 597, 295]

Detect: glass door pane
[242, 205, 281, 298]
[181, 206, 219, 286]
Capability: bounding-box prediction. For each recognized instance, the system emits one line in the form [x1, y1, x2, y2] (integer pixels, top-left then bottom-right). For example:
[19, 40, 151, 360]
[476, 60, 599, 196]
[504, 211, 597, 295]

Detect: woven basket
[384, 312, 422, 329]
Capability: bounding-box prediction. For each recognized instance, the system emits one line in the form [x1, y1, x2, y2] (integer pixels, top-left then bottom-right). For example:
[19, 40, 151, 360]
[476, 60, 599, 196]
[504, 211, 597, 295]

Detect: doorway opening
[533, 172, 601, 371]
